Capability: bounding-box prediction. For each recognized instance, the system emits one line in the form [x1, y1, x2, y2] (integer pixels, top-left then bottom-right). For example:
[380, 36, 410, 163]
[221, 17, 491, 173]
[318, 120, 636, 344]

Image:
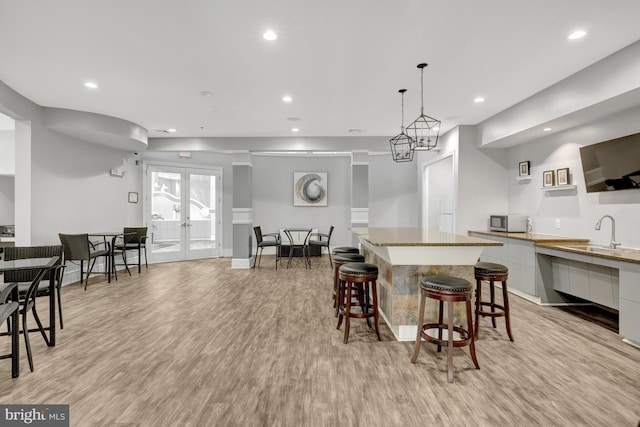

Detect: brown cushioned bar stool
[331, 246, 360, 256]
[336, 262, 381, 344]
[332, 253, 365, 316]
[474, 262, 513, 341]
[411, 275, 479, 383]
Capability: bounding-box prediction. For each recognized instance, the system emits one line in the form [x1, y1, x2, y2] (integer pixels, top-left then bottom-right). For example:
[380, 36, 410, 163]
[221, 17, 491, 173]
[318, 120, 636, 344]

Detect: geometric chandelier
[406, 63, 441, 152]
[389, 89, 415, 162]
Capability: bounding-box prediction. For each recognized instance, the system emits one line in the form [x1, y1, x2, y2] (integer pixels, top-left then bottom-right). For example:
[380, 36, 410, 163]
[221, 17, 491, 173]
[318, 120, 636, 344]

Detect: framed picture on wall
[293, 172, 328, 206]
[543, 170, 555, 187]
[557, 168, 570, 186]
[519, 161, 530, 176]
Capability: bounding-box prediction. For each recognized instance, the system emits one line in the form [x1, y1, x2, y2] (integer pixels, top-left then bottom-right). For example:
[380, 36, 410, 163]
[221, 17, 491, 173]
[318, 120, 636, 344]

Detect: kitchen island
[353, 227, 502, 341]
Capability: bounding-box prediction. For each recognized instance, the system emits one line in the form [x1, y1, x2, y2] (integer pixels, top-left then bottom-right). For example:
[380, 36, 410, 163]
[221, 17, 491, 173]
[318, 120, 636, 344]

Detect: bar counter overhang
[353, 227, 502, 341]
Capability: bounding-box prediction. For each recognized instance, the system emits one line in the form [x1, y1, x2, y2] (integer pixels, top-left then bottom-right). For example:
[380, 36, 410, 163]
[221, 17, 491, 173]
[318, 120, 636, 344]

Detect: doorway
[144, 163, 222, 262]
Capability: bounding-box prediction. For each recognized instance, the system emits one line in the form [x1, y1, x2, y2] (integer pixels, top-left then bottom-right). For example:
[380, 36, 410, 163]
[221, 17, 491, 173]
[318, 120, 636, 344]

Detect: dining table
[0, 256, 59, 377]
[283, 228, 312, 268]
[88, 231, 135, 281]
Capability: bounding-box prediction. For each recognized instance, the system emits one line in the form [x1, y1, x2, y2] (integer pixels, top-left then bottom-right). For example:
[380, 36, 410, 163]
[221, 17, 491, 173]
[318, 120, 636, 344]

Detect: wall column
[231, 152, 253, 268]
[351, 150, 369, 246]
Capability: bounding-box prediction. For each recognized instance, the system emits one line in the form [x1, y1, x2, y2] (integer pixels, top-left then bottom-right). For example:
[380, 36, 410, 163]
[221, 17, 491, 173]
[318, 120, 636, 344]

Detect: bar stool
[332, 253, 365, 315]
[331, 246, 360, 256]
[411, 275, 479, 383]
[474, 262, 513, 341]
[336, 262, 381, 344]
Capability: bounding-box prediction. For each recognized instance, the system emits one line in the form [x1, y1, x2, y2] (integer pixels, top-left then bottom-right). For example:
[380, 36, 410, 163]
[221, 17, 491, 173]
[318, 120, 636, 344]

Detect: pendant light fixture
[390, 89, 415, 163]
[406, 63, 441, 151]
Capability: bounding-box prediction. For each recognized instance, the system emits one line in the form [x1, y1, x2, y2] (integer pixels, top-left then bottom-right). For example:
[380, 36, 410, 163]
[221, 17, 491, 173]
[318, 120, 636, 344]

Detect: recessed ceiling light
[200, 91, 213, 97]
[543, 127, 552, 132]
[568, 30, 587, 40]
[282, 96, 292, 102]
[166, 128, 177, 133]
[474, 97, 485, 103]
[291, 127, 299, 132]
[84, 81, 98, 89]
[348, 128, 362, 133]
[263, 30, 277, 41]
[286, 117, 300, 121]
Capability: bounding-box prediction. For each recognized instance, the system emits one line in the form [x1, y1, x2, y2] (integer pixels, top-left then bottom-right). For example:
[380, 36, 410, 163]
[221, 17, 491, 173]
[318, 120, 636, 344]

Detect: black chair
[59, 233, 110, 290]
[253, 226, 281, 269]
[113, 227, 148, 274]
[307, 225, 335, 267]
[2, 247, 63, 372]
[0, 284, 20, 377]
[3, 245, 65, 329]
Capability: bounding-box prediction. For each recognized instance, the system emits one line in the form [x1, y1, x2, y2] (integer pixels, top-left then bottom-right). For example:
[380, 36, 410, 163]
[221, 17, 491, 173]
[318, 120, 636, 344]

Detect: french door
[144, 163, 222, 262]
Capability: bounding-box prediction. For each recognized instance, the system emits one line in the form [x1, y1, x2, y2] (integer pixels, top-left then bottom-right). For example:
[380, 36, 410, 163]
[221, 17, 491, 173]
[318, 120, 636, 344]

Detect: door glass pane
[151, 171, 182, 254]
[189, 174, 217, 251]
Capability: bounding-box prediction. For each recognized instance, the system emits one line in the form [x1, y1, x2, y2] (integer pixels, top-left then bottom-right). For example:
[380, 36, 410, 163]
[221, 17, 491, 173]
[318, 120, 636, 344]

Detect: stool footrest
[477, 301, 507, 317]
[420, 324, 473, 348]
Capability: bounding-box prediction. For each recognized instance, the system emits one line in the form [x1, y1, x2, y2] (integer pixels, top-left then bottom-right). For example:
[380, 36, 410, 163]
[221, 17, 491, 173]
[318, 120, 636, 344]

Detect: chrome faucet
[595, 215, 620, 249]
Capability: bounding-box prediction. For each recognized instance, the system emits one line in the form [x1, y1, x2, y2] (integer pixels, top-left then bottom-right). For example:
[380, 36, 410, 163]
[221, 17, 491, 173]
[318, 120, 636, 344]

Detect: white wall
[31, 124, 135, 244]
[252, 154, 352, 248]
[507, 105, 640, 248]
[369, 153, 418, 227]
[0, 130, 15, 175]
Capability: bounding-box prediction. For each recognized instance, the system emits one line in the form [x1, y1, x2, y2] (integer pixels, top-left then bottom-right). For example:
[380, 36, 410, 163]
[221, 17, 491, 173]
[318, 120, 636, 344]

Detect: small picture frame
[543, 170, 555, 187]
[519, 161, 530, 176]
[557, 168, 570, 186]
[128, 192, 139, 203]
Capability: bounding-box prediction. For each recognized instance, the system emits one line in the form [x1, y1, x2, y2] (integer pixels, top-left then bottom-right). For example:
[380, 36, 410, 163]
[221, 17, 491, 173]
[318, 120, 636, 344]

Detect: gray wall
[252, 154, 352, 248]
[0, 175, 14, 225]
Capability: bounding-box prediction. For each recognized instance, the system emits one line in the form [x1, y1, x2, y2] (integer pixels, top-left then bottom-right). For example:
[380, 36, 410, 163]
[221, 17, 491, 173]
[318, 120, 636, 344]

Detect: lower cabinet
[550, 257, 618, 309]
[469, 233, 537, 299]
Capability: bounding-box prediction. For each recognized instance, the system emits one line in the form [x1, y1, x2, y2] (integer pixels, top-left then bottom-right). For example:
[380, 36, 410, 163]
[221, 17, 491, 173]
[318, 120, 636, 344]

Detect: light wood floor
[1, 256, 639, 426]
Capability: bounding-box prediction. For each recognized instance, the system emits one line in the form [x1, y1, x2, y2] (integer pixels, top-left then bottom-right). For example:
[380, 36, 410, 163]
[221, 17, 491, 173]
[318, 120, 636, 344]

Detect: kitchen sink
[558, 244, 640, 255]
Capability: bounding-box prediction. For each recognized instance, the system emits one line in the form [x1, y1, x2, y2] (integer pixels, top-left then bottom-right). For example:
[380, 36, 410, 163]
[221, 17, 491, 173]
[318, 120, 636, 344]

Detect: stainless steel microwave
[489, 215, 528, 232]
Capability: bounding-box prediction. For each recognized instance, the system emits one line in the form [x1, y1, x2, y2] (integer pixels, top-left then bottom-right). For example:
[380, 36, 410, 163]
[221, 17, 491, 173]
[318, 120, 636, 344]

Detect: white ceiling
[1, 1, 640, 147]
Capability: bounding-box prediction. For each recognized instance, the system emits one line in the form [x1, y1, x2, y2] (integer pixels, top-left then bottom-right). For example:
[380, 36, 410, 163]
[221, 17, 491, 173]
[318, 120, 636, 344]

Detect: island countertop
[355, 227, 502, 247]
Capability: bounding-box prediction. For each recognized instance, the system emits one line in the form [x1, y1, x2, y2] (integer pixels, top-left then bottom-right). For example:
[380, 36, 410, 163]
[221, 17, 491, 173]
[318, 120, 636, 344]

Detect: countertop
[469, 230, 640, 264]
[356, 227, 502, 247]
[468, 230, 590, 244]
[536, 242, 640, 264]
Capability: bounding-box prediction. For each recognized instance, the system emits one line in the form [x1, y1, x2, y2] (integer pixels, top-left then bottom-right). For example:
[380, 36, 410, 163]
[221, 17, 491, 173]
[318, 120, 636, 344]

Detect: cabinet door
[568, 259, 590, 300]
[551, 257, 571, 294]
[588, 264, 614, 308]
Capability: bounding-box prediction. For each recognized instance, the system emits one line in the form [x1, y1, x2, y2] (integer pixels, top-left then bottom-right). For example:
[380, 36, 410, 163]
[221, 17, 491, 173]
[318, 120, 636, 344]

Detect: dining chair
[2, 246, 63, 372]
[3, 245, 66, 329]
[58, 233, 110, 290]
[113, 227, 148, 274]
[0, 284, 20, 377]
[307, 225, 335, 267]
[253, 226, 281, 269]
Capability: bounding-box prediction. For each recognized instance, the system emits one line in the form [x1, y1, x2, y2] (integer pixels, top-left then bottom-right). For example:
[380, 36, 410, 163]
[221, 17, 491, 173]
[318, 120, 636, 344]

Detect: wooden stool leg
[343, 282, 353, 344]
[411, 288, 427, 363]
[371, 279, 381, 341]
[489, 280, 497, 328]
[467, 299, 480, 369]
[437, 300, 444, 352]
[503, 280, 514, 342]
[336, 278, 345, 330]
[447, 300, 454, 383]
[475, 278, 482, 339]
